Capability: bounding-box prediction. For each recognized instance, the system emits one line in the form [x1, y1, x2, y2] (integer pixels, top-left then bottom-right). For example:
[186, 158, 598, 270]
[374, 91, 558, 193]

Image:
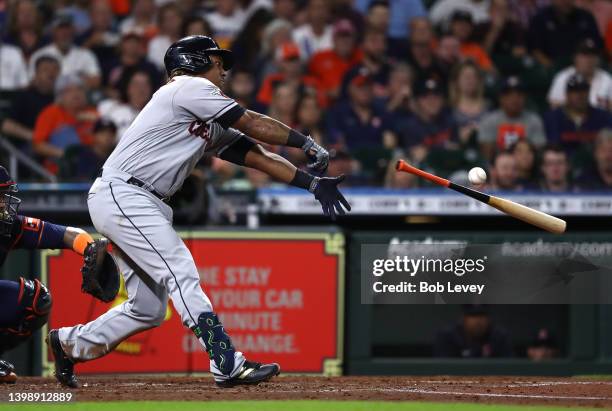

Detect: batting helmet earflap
[164, 35, 235, 77]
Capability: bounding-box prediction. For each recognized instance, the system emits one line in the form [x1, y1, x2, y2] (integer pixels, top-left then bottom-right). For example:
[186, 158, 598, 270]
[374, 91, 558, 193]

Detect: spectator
[77, 0, 120, 86]
[292, 0, 333, 60]
[407, 18, 448, 86]
[326, 70, 389, 151]
[267, 82, 299, 127]
[482, 0, 527, 62]
[256, 42, 322, 107]
[107, 32, 162, 100]
[257, 19, 294, 81]
[296, 94, 325, 146]
[576, 128, 612, 191]
[449, 10, 495, 72]
[309, 19, 363, 102]
[354, 0, 426, 41]
[230, 9, 276, 73]
[434, 304, 513, 358]
[57, 0, 93, 35]
[148, 3, 185, 70]
[364, 0, 390, 34]
[508, 0, 551, 30]
[204, 0, 247, 48]
[450, 62, 489, 147]
[410, 16, 436, 45]
[33, 74, 98, 174]
[576, 0, 612, 37]
[118, 0, 158, 40]
[272, 0, 298, 22]
[174, 0, 204, 16]
[98, 71, 152, 140]
[528, 0, 603, 68]
[227, 69, 256, 109]
[527, 328, 559, 361]
[342, 28, 391, 100]
[436, 35, 463, 78]
[330, 0, 366, 36]
[181, 15, 212, 37]
[29, 13, 101, 90]
[430, 0, 492, 30]
[548, 39, 612, 110]
[478, 76, 546, 160]
[392, 78, 456, 163]
[510, 139, 538, 186]
[3, 0, 45, 61]
[281, 92, 325, 175]
[544, 74, 612, 154]
[59, 118, 116, 182]
[538, 144, 574, 192]
[1, 56, 60, 148]
[385, 63, 414, 112]
[489, 149, 522, 190]
[0, 43, 28, 91]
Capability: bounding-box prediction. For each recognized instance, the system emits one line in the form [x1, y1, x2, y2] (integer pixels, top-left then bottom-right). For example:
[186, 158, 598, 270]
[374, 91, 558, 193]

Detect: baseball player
[0, 166, 96, 383]
[47, 35, 350, 388]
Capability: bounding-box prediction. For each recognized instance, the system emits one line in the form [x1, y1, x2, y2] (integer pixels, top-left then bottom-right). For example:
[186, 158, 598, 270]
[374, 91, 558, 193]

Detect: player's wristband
[289, 170, 318, 192]
[286, 129, 309, 148]
[72, 232, 94, 255]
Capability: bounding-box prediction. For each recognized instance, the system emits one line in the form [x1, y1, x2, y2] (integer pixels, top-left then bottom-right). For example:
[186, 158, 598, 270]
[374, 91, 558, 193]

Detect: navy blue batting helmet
[164, 35, 234, 77]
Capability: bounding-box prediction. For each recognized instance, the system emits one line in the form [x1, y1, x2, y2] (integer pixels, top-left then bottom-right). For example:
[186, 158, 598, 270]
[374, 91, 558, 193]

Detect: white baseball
[468, 167, 487, 185]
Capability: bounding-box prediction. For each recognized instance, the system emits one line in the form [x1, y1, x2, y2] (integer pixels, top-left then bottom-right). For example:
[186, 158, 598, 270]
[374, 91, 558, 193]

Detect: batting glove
[302, 136, 329, 172]
[310, 175, 351, 220]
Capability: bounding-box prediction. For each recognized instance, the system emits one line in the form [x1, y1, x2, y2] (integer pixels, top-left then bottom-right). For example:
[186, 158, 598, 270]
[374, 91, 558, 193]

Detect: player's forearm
[233, 110, 329, 171]
[244, 145, 318, 191]
[63, 227, 93, 255]
[235, 110, 306, 147]
[244, 145, 298, 184]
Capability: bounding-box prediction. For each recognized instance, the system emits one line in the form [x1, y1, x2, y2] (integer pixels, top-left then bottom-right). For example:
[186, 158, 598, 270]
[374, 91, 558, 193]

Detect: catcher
[0, 166, 118, 383]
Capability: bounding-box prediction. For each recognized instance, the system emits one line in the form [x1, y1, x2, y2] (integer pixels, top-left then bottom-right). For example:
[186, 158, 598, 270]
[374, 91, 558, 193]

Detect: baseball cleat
[0, 359, 17, 384]
[46, 329, 80, 388]
[216, 361, 280, 388]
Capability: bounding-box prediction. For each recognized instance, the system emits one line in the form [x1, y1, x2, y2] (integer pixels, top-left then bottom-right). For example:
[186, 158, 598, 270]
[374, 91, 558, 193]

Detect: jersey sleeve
[174, 78, 246, 129]
[13, 216, 67, 250]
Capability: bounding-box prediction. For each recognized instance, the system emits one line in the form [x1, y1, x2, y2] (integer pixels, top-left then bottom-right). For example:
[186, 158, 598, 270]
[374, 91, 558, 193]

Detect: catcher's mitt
[81, 238, 120, 302]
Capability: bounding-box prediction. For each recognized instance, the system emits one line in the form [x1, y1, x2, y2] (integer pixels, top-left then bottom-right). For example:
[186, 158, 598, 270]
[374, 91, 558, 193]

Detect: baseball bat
[395, 160, 566, 234]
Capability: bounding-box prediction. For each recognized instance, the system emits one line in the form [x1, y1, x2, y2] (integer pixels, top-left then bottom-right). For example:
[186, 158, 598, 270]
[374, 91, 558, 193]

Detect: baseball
[468, 167, 487, 185]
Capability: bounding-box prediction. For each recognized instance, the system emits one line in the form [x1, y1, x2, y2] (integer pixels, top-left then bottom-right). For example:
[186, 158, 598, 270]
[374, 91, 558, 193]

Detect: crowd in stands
[0, 0, 611, 192]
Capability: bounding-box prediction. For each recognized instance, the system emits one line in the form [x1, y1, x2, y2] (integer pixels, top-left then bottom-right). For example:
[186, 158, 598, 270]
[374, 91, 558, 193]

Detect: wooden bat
[395, 160, 566, 234]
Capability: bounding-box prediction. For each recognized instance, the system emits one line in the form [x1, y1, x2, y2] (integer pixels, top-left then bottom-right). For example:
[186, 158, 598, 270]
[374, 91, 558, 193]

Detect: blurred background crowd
[0, 0, 611, 192]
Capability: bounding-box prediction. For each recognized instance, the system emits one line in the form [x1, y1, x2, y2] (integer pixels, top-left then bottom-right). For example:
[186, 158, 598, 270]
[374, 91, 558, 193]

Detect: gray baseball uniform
[58, 75, 248, 381]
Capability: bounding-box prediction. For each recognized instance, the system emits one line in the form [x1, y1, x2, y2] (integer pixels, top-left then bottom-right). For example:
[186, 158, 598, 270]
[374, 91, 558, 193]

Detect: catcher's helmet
[164, 35, 234, 77]
[0, 166, 20, 237]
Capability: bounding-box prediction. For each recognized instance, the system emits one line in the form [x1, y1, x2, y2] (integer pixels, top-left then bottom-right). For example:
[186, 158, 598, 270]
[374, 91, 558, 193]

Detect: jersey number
[189, 120, 210, 142]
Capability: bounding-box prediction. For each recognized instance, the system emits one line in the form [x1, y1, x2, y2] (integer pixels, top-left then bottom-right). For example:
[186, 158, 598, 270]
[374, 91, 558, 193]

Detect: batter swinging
[47, 35, 350, 388]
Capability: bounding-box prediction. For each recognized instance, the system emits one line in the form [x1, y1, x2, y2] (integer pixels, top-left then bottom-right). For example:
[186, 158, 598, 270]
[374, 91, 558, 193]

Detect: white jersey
[103, 75, 245, 197]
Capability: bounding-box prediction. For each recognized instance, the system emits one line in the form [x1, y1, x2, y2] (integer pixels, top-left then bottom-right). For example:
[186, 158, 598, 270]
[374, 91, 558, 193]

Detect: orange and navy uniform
[0, 215, 67, 267]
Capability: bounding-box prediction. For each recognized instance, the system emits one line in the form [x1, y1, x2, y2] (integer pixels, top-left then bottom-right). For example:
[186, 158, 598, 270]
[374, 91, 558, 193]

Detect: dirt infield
[2, 376, 612, 408]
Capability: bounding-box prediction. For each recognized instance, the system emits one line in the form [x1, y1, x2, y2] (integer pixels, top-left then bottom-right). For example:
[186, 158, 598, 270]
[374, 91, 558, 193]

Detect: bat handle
[396, 160, 450, 188]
